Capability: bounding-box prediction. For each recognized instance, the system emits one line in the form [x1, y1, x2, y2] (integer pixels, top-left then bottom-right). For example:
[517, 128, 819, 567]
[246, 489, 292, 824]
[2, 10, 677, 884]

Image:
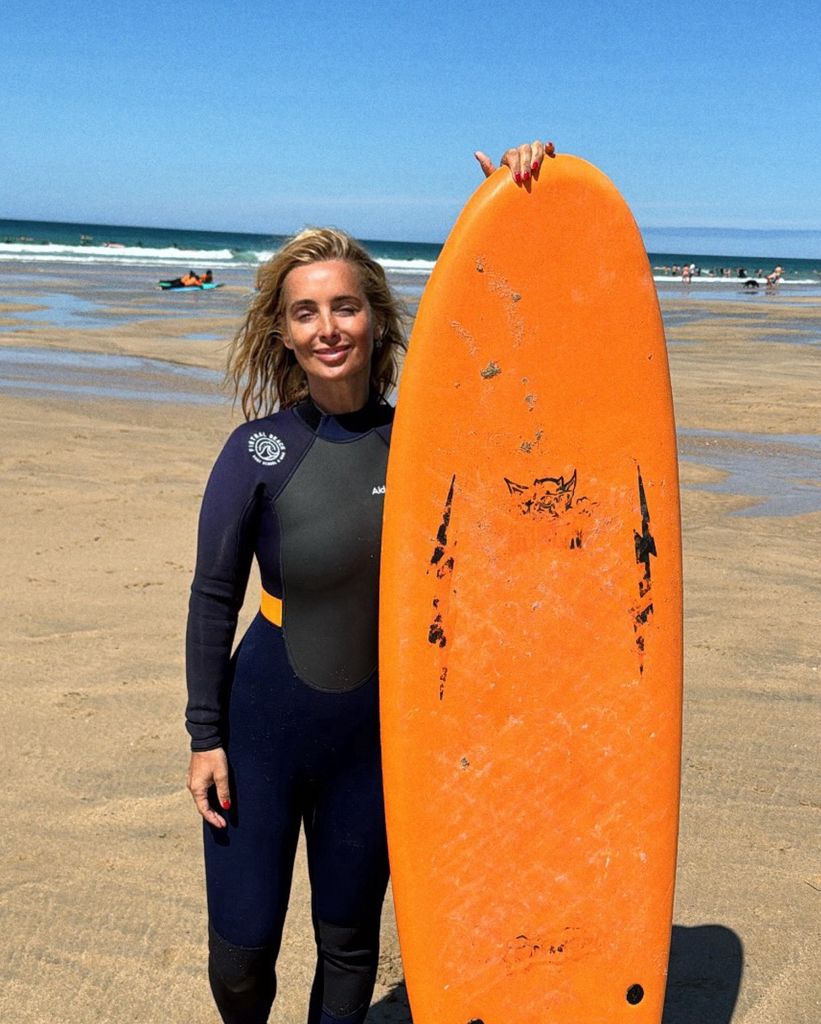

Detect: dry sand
[0, 267, 818, 1022]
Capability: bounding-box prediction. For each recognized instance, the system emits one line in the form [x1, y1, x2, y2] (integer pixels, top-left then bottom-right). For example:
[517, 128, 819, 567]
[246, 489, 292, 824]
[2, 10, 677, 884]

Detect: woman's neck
[307, 379, 370, 416]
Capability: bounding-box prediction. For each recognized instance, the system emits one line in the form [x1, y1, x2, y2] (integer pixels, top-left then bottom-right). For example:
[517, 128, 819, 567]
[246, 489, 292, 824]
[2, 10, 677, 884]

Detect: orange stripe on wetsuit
[260, 587, 282, 627]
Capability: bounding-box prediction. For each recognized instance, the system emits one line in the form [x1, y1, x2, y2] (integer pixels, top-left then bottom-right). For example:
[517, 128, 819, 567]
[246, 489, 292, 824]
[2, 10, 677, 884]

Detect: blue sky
[2, 1, 819, 242]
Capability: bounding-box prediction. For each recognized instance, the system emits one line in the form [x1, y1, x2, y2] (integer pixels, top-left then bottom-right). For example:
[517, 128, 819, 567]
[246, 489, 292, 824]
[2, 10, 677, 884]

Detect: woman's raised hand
[187, 748, 231, 829]
[474, 139, 556, 184]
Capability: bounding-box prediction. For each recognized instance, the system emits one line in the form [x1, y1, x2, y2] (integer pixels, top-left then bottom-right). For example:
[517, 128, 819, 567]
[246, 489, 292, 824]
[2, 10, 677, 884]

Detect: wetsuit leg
[302, 676, 390, 1024]
[208, 923, 280, 1024]
[204, 618, 304, 1022]
[203, 619, 389, 1024]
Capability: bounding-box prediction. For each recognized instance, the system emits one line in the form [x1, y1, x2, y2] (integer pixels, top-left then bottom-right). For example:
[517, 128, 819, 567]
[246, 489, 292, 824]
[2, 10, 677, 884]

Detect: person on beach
[161, 270, 202, 288]
[161, 269, 214, 288]
[185, 138, 555, 1024]
[766, 265, 784, 286]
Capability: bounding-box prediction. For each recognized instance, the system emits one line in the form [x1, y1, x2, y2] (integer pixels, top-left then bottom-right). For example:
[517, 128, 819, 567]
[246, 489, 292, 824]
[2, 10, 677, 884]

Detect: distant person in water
[766, 265, 784, 286]
[162, 270, 210, 288]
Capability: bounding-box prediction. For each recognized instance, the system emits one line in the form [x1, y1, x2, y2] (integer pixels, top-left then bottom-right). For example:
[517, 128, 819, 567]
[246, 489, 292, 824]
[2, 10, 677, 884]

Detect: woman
[186, 139, 554, 1024]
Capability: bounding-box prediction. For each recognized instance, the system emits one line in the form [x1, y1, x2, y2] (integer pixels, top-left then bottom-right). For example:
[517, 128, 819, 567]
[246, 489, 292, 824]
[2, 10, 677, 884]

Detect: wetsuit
[186, 395, 393, 1024]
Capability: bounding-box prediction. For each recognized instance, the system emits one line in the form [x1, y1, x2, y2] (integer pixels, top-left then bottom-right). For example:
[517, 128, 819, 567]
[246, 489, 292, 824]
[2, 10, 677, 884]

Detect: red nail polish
[221, 799, 231, 810]
[532, 161, 539, 171]
[515, 173, 522, 184]
[523, 170, 531, 181]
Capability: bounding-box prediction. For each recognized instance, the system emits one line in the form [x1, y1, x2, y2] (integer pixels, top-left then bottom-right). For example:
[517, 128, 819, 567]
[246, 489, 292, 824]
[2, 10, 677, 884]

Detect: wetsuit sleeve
[186, 428, 261, 751]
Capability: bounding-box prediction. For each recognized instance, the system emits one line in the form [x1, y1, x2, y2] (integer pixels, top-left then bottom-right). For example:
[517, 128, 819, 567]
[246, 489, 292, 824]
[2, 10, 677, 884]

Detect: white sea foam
[247, 252, 437, 275]
[1, 241, 816, 290]
[0, 242, 440, 278]
[0, 241, 237, 267]
[653, 274, 818, 285]
[377, 258, 437, 275]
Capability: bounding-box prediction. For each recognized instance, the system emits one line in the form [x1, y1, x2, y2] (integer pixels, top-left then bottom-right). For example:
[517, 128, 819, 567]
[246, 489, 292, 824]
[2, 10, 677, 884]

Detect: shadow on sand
[367, 923, 743, 1024]
[663, 924, 743, 1024]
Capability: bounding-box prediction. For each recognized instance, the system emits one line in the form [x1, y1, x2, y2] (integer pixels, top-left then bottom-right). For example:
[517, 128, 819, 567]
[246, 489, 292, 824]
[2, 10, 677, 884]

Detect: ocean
[2, 218, 821, 288]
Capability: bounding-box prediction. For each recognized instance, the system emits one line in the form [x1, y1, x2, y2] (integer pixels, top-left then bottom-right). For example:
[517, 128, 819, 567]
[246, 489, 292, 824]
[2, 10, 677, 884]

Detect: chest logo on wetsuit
[372, 485, 386, 495]
[248, 432, 287, 466]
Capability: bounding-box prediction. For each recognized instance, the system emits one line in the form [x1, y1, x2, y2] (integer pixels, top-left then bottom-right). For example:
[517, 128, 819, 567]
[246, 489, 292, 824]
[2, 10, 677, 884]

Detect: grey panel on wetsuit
[275, 432, 388, 691]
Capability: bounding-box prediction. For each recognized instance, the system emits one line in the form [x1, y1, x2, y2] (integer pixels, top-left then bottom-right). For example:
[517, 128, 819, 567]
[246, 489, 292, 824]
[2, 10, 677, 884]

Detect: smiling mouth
[314, 346, 351, 363]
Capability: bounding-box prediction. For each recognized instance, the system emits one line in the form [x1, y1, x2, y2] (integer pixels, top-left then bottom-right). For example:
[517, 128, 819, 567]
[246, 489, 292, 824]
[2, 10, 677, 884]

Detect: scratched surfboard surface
[380, 155, 682, 1024]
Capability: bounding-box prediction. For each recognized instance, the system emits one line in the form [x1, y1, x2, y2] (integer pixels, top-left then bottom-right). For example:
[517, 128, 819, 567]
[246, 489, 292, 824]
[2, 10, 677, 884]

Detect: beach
[1, 261, 819, 1023]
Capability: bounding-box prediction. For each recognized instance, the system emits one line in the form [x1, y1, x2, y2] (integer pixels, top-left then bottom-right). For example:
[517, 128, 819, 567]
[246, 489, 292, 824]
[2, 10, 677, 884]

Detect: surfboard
[380, 155, 682, 1024]
[158, 281, 223, 290]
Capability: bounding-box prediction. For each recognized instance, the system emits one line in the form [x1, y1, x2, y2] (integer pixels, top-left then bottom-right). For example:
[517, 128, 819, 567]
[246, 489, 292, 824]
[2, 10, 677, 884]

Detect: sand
[0, 265, 818, 1023]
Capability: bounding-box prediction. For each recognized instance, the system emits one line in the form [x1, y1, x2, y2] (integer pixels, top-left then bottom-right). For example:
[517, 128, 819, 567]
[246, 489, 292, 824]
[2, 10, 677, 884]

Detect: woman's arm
[185, 426, 262, 827]
[185, 427, 260, 751]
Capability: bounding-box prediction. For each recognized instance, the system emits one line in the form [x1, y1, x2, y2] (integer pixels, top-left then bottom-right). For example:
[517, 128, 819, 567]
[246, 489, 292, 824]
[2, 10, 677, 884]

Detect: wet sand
[0, 263, 818, 1022]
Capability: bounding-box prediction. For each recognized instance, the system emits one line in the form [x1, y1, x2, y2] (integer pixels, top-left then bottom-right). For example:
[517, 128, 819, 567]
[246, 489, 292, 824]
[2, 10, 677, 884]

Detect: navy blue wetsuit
[186, 396, 393, 1024]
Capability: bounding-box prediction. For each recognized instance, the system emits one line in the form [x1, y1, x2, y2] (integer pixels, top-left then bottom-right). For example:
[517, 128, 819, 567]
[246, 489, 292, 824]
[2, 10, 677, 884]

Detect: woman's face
[282, 259, 377, 407]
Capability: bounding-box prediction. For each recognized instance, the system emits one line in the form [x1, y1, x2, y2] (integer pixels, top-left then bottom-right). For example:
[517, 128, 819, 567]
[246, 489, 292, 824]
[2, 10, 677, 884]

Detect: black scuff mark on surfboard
[631, 466, 657, 675]
[430, 474, 456, 569]
[506, 472, 598, 550]
[428, 604, 447, 648]
[480, 360, 501, 379]
[503, 927, 581, 973]
[505, 471, 577, 517]
[503, 932, 571, 971]
[428, 475, 457, 689]
[634, 467, 657, 588]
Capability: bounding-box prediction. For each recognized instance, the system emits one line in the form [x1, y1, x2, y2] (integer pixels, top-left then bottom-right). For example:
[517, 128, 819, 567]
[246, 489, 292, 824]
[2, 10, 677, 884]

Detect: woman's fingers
[213, 757, 232, 812]
[500, 146, 523, 183]
[189, 774, 226, 828]
[477, 140, 557, 184]
[498, 139, 557, 184]
[474, 150, 497, 178]
[519, 143, 534, 181]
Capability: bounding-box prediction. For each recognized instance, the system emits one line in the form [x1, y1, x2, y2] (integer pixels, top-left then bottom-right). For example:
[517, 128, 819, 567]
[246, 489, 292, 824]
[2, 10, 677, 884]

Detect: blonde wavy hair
[228, 227, 408, 419]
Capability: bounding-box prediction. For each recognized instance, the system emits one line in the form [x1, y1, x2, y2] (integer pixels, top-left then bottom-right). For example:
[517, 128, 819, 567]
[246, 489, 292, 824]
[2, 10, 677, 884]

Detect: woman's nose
[318, 310, 338, 339]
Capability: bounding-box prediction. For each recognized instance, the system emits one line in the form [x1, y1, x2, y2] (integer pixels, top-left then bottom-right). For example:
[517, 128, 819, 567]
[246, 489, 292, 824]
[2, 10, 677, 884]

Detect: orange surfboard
[380, 156, 682, 1023]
